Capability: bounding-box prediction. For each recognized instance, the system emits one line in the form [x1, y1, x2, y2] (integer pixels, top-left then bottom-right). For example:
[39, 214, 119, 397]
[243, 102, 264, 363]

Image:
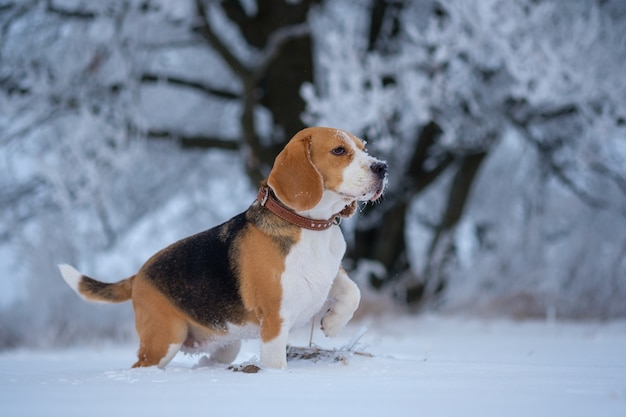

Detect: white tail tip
[58, 264, 84, 298]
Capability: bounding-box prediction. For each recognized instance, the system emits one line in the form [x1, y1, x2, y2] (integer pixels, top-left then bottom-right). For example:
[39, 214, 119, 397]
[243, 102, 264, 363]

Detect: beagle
[59, 127, 387, 369]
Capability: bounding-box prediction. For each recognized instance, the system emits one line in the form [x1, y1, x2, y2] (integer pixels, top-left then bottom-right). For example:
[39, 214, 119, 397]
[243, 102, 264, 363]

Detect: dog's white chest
[279, 226, 346, 325]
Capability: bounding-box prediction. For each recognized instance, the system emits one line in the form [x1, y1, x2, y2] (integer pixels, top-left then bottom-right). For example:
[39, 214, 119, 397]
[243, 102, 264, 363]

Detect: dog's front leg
[321, 266, 361, 337]
[260, 322, 289, 369]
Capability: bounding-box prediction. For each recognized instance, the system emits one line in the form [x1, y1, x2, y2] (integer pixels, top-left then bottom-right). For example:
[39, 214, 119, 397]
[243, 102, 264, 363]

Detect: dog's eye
[331, 146, 347, 156]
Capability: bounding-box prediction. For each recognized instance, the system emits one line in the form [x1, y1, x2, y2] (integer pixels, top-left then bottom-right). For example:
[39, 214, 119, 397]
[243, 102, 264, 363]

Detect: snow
[1, 315, 625, 417]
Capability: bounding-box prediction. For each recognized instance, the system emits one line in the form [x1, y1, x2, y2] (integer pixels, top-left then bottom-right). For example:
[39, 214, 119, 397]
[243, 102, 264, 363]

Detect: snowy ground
[1, 314, 625, 417]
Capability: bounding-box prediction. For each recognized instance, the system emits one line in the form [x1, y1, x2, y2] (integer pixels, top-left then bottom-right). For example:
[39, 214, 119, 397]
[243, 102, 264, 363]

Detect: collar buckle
[259, 187, 269, 207]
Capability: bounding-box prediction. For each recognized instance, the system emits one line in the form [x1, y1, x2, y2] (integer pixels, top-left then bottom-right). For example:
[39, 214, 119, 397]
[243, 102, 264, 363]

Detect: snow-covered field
[1, 314, 625, 417]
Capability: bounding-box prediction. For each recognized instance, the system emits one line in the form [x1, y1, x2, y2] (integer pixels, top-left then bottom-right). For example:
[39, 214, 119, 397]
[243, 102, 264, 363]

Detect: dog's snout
[370, 161, 388, 179]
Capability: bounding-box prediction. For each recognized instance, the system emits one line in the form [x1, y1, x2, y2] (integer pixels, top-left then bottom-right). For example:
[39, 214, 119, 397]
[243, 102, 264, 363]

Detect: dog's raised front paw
[321, 309, 350, 337]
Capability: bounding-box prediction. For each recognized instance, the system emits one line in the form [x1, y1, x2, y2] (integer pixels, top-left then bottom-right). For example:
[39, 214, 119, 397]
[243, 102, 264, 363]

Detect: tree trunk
[221, 0, 318, 143]
[350, 120, 489, 307]
[409, 149, 489, 305]
[189, 0, 319, 183]
[350, 121, 452, 288]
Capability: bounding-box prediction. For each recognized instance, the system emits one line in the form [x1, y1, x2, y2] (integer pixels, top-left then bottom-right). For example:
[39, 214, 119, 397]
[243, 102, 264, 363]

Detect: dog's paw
[321, 309, 350, 338]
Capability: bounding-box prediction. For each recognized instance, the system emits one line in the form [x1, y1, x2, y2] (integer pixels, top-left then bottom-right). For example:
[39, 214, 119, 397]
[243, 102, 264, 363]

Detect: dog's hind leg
[132, 314, 187, 368]
[131, 277, 188, 368]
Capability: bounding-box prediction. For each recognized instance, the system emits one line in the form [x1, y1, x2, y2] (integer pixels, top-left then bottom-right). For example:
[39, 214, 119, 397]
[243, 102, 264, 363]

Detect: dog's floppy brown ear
[268, 132, 324, 212]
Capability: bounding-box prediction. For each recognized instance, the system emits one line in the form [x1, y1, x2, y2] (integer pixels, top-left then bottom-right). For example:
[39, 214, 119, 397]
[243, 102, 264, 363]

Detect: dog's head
[268, 127, 387, 218]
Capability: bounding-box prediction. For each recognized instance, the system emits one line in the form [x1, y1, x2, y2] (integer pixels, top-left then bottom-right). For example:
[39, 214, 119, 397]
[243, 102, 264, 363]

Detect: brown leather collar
[256, 185, 341, 231]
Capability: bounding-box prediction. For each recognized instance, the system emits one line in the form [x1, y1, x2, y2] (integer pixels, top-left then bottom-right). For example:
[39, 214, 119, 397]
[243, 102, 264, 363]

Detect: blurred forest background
[1, 0, 626, 349]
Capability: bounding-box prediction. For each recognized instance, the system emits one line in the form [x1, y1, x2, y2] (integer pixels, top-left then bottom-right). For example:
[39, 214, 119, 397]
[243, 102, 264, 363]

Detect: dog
[59, 127, 387, 369]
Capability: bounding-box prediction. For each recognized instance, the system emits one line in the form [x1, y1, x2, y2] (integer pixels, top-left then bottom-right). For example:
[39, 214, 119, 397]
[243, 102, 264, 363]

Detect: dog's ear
[268, 132, 324, 212]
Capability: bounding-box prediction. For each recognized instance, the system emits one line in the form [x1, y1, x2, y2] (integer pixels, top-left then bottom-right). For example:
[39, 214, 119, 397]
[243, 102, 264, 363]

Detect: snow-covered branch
[147, 129, 239, 150]
[194, 0, 251, 81]
[140, 73, 239, 100]
[254, 22, 310, 83]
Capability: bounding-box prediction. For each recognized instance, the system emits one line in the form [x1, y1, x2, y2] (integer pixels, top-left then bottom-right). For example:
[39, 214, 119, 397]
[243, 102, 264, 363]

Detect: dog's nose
[370, 161, 388, 179]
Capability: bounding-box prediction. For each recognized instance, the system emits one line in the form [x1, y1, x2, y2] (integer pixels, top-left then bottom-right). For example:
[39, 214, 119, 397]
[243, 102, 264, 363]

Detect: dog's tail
[58, 264, 134, 303]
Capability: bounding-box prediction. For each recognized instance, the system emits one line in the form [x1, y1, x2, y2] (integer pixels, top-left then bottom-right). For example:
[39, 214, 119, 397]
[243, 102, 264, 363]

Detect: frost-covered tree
[304, 0, 626, 318]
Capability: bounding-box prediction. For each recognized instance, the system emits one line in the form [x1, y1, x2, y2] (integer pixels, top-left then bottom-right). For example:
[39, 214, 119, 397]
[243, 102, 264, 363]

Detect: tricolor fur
[59, 127, 387, 369]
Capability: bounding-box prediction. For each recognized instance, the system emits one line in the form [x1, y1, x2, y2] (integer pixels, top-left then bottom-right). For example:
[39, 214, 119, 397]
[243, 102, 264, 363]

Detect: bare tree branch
[140, 73, 239, 100]
[0, 2, 30, 61]
[45, 0, 96, 19]
[589, 159, 626, 197]
[147, 129, 240, 150]
[0, 179, 45, 210]
[1, 107, 69, 146]
[194, 0, 270, 183]
[194, 0, 251, 80]
[194, 0, 318, 176]
[505, 100, 610, 210]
